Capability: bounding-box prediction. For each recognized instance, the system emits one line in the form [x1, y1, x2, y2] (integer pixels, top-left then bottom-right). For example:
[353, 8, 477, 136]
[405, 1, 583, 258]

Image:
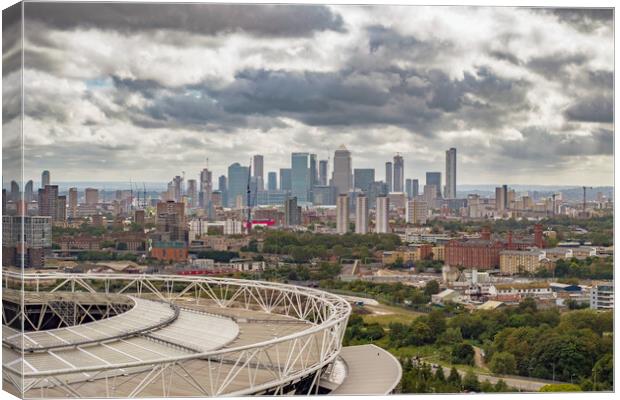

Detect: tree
[424, 280, 440, 296]
[434, 366, 446, 382]
[410, 321, 433, 345]
[437, 327, 463, 345]
[489, 352, 517, 375]
[451, 343, 475, 365]
[447, 367, 461, 387]
[462, 371, 480, 392]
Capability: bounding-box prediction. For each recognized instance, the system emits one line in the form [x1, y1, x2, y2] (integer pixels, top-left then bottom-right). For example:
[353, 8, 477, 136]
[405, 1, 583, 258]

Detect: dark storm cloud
[24, 3, 344, 37]
[548, 8, 613, 31]
[526, 52, 588, 78]
[564, 96, 613, 123]
[2, 2, 22, 77]
[498, 126, 613, 161]
[489, 50, 521, 65]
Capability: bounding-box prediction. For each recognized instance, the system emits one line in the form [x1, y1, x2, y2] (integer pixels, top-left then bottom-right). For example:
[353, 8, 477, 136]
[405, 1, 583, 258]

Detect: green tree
[489, 352, 517, 375]
[451, 343, 475, 365]
[424, 280, 440, 296]
[462, 371, 480, 392]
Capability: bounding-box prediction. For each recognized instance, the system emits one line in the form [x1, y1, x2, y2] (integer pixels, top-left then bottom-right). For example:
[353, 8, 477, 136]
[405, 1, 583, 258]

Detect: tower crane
[246, 158, 253, 234]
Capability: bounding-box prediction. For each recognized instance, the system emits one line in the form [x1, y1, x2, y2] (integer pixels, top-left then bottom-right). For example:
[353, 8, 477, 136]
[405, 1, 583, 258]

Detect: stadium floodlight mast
[2, 272, 352, 398]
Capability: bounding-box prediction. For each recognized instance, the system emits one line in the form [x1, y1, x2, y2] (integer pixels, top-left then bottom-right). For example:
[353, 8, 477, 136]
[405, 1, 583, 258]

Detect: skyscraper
[41, 170, 50, 187]
[24, 180, 34, 202]
[187, 179, 198, 208]
[68, 187, 78, 218]
[375, 196, 390, 233]
[291, 153, 311, 202]
[85, 188, 99, 205]
[393, 154, 404, 192]
[495, 185, 508, 211]
[445, 148, 457, 199]
[332, 145, 352, 195]
[284, 196, 301, 226]
[355, 195, 368, 234]
[319, 159, 328, 186]
[218, 175, 228, 207]
[406, 179, 413, 199]
[336, 193, 349, 234]
[406, 199, 428, 225]
[412, 179, 419, 198]
[267, 172, 277, 191]
[227, 163, 249, 208]
[200, 168, 213, 209]
[280, 168, 292, 191]
[253, 155, 264, 191]
[354, 169, 375, 193]
[309, 154, 318, 187]
[426, 172, 442, 198]
[38, 185, 65, 222]
[385, 162, 393, 192]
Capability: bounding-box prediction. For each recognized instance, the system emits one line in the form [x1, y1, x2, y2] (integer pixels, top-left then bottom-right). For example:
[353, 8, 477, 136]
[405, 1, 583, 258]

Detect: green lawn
[360, 304, 425, 325]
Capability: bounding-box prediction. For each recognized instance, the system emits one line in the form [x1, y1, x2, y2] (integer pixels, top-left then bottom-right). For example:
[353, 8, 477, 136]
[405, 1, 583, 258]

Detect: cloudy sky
[6, 3, 615, 185]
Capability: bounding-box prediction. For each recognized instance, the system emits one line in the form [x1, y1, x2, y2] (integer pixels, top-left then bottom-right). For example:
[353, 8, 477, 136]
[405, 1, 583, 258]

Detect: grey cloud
[548, 8, 613, 32]
[564, 96, 613, 123]
[489, 50, 521, 65]
[24, 3, 345, 38]
[526, 52, 588, 78]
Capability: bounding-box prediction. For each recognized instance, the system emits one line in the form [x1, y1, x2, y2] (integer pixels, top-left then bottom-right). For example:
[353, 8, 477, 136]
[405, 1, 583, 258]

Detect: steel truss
[2, 272, 351, 398]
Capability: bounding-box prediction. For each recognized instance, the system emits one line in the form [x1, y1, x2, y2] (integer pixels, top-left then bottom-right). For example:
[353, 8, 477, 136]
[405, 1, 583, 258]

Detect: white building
[590, 283, 613, 310]
[355, 195, 368, 234]
[336, 194, 350, 234]
[375, 196, 390, 233]
[224, 219, 243, 235]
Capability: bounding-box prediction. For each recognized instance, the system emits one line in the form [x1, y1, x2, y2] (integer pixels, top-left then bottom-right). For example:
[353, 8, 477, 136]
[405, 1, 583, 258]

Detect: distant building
[267, 172, 278, 191]
[224, 219, 243, 235]
[38, 185, 65, 222]
[353, 168, 375, 193]
[150, 241, 188, 263]
[319, 159, 328, 186]
[41, 170, 50, 187]
[332, 145, 352, 196]
[156, 201, 186, 242]
[406, 199, 428, 225]
[85, 188, 99, 205]
[385, 162, 393, 192]
[284, 197, 301, 227]
[336, 194, 349, 234]
[68, 187, 78, 218]
[228, 163, 249, 208]
[393, 154, 404, 192]
[375, 196, 390, 233]
[312, 185, 337, 206]
[280, 168, 292, 191]
[355, 195, 369, 234]
[445, 148, 457, 199]
[590, 283, 613, 310]
[253, 155, 264, 191]
[499, 249, 547, 275]
[426, 172, 442, 198]
[291, 153, 311, 202]
[495, 185, 508, 211]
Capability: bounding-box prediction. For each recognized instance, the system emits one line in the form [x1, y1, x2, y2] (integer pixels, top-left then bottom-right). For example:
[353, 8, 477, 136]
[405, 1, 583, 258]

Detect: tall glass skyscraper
[227, 163, 249, 208]
[393, 154, 404, 192]
[354, 168, 375, 193]
[319, 159, 328, 186]
[332, 145, 352, 195]
[426, 172, 442, 198]
[267, 171, 278, 191]
[291, 153, 310, 202]
[280, 168, 292, 191]
[385, 162, 393, 192]
[445, 148, 457, 199]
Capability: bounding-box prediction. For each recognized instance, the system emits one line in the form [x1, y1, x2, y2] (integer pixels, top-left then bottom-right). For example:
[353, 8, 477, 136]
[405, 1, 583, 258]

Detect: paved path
[430, 365, 561, 392]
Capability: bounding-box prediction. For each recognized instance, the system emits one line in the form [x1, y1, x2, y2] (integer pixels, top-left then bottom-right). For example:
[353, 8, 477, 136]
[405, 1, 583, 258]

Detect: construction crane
[246, 158, 253, 234]
[582, 186, 593, 214]
[551, 193, 556, 217]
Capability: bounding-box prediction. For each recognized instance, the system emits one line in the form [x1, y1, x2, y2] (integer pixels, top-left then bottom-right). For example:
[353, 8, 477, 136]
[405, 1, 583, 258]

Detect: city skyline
[7, 4, 613, 185]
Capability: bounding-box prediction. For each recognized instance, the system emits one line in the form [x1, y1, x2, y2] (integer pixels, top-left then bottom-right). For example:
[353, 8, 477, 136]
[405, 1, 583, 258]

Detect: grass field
[360, 303, 426, 325]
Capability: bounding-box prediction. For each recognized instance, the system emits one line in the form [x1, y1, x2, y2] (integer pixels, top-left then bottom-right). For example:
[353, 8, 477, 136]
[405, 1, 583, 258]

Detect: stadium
[2, 272, 401, 398]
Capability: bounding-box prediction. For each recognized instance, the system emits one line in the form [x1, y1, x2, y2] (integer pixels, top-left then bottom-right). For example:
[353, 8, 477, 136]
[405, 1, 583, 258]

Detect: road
[430, 365, 561, 392]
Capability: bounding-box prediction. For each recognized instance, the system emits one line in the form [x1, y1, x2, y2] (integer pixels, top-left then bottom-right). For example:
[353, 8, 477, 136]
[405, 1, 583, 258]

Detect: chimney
[534, 224, 544, 248]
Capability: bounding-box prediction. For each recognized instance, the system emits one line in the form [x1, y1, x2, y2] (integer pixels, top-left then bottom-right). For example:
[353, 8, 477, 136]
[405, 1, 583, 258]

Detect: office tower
[375, 196, 390, 233]
[332, 145, 352, 195]
[38, 185, 57, 220]
[3, 215, 52, 249]
[319, 159, 328, 186]
[495, 185, 508, 211]
[57, 196, 67, 221]
[445, 148, 457, 199]
[85, 188, 99, 205]
[186, 179, 197, 208]
[24, 180, 33, 202]
[385, 162, 393, 192]
[393, 154, 404, 192]
[280, 168, 292, 191]
[68, 187, 78, 218]
[218, 175, 228, 208]
[171, 175, 183, 201]
[227, 163, 249, 208]
[412, 179, 419, 197]
[406, 199, 428, 225]
[284, 196, 300, 226]
[253, 155, 264, 191]
[291, 153, 311, 202]
[368, 181, 389, 209]
[267, 172, 277, 191]
[200, 168, 213, 208]
[336, 194, 349, 234]
[312, 185, 337, 206]
[406, 179, 413, 199]
[423, 184, 438, 205]
[156, 200, 186, 242]
[309, 154, 318, 187]
[355, 195, 369, 234]
[353, 168, 375, 193]
[41, 170, 50, 187]
[10, 181, 19, 202]
[426, 172, 442, 198]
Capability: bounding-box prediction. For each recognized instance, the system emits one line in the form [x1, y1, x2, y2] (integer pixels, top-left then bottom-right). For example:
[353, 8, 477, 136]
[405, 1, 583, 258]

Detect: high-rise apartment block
[355, 195, 368, 234]
[336, 194, 349, 234]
